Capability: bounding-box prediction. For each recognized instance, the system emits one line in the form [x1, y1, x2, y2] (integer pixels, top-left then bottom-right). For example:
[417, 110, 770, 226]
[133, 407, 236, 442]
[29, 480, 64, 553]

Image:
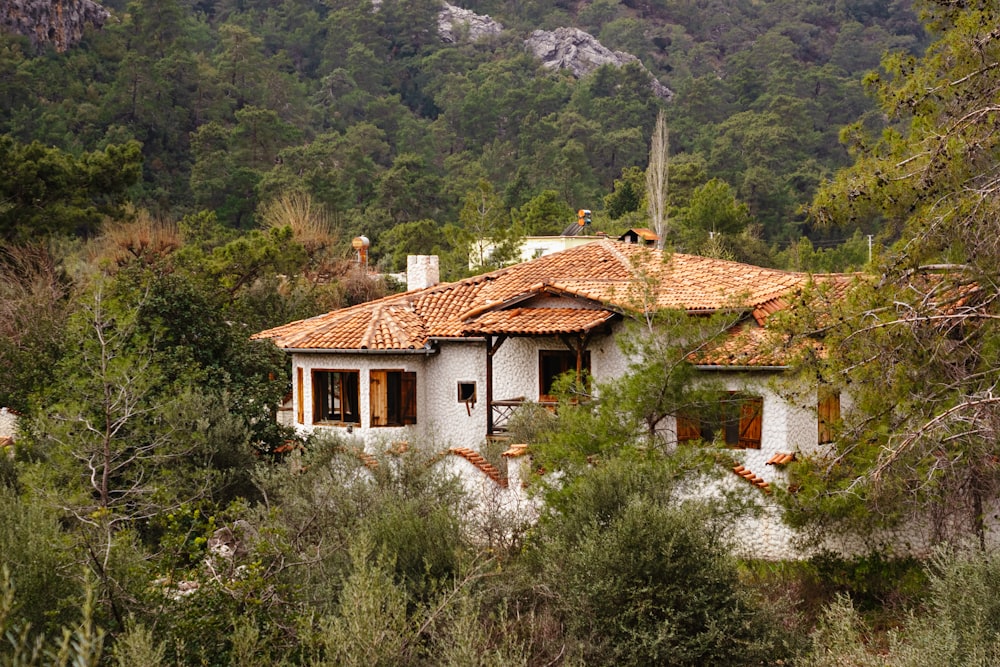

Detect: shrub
[532, 461, 788, 666]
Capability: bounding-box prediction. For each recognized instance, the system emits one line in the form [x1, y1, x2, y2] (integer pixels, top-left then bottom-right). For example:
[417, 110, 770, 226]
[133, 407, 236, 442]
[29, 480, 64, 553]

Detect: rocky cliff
[438, 2, 503, 43]
[0, 0, 109, 52]
[435, 6, 673, 102]
[525, 27, 673, 101]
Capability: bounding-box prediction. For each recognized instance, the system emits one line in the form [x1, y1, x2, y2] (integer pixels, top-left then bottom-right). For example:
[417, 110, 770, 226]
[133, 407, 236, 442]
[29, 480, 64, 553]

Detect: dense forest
[7, 0, 1000, 665]
[1, 0, 927, 275]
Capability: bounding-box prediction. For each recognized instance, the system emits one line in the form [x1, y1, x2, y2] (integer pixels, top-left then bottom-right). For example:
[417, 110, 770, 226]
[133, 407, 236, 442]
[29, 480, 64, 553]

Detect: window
[313, 370, 360, 425]
[370, 370, 417, 427]
[539, 350, 591, 401]
[457, 381, 477, 403]
[818, 390, 840, 444]
[677, 393, 763, 448]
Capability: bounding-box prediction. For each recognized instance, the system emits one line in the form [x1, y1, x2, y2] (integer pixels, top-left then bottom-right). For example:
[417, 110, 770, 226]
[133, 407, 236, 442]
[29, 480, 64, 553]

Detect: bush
[531, 461, 789, 666]
[804, 544, 1000, 666]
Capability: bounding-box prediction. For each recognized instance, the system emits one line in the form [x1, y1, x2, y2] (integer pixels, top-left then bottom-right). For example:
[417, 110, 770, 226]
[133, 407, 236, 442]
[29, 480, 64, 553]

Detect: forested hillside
[9, 2, 1000, 665]
[1, 0, 925, 274]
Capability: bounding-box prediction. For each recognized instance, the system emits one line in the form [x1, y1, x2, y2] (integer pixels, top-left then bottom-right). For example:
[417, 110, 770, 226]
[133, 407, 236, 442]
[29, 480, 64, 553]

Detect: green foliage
[774, 230, 870, 272]
[0, 488, 77, 635]
[459, 179, 523, 273]
[375, 219, 450, 272]
[513, 189, 574, 235]
[677, 178, 752, 238]
[0, 566, 105, 667]
[530, 460, 787, 666]
[786, 1, 1000, 546]
[0, 136, 141, 240]
[0, 0, 925, 253]
[603, 166, 645, 220]
[308, 535, 412, 667]
[804, 546, 1000, 666]
[0, 245, 73, 412]
[807, 550, 926, 612]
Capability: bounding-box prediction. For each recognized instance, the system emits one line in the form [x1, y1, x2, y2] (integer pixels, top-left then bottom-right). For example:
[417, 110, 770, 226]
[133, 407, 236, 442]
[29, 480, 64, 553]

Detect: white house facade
[256, 240, 853, 558]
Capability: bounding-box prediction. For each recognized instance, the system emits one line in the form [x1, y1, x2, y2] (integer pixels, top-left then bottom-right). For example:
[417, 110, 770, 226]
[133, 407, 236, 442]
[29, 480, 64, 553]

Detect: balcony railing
[489, 398, 558, 435]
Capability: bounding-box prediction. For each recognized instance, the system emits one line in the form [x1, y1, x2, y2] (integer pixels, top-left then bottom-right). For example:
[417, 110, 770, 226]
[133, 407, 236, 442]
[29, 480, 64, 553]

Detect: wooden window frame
[457, 381, 477, 403]
[677, 392, 763, 449]
[370, 369, 417, 427]
[818, 389, 840, 445]
[538, 349, 591, 402]
[296, 367, 304, 424]
[312, 369, 361, 426]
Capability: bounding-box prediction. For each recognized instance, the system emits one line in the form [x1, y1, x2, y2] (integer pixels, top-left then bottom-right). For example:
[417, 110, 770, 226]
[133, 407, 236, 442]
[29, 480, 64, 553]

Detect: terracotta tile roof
[448, 447, 506, 487]
[255, 240, 846, 364]
[732, 464, 771, 494]
[502, 443, 530, 458]
[462, 307, 617, 336]
[619, 228, 660, 242]
[691, 321, 800, 367]
[766, 452, 796, 466]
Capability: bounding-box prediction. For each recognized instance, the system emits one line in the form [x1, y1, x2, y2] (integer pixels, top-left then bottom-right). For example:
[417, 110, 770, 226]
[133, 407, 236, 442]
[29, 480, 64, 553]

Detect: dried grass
[258, 192, 339, 256]
[93, 207, 180, 267]
[0, 244, 67, 343]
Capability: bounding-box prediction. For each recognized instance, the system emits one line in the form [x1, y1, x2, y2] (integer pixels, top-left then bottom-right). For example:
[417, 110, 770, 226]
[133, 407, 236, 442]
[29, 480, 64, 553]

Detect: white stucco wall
[422, 342, 488, 448]
[292, 343, 495, 450]
[0, 408, 17, 439]
[292, 352, 431, 449]
[490, 328, 629, 402]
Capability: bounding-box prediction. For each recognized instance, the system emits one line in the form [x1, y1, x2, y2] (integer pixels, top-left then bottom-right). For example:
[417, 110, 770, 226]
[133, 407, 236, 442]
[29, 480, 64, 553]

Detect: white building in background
[255, 239, 852, 558]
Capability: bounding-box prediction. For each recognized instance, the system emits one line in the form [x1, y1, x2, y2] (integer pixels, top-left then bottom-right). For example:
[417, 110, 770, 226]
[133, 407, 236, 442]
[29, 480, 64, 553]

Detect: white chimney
[407, 255, 440, 291]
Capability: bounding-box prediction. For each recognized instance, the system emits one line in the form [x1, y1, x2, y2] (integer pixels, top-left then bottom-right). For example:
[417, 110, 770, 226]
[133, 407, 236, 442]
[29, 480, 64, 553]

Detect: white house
[255, 240, 851, 556]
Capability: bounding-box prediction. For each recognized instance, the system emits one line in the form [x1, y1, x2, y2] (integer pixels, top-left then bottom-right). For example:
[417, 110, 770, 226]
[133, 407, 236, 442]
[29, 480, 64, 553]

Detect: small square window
[457, 382, 477, 403]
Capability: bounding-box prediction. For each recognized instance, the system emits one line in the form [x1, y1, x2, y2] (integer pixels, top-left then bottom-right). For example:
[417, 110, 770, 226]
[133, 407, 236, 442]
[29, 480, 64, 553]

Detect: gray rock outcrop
[438, 2, 503, 43]
[0, 0, 110, 52]
[525, 27, 673, 100]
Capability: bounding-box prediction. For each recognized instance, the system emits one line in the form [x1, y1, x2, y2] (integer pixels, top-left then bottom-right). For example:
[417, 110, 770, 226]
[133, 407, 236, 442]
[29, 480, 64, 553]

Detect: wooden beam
[485, 334, 507, 436]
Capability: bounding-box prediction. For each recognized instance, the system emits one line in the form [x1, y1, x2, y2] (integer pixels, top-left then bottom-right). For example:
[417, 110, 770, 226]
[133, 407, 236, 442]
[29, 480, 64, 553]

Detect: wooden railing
[489, 398, 557, 435]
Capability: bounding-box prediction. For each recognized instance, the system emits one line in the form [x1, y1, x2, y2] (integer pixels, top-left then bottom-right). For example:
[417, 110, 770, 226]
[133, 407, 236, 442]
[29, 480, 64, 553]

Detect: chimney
[407, 255, 440, 291]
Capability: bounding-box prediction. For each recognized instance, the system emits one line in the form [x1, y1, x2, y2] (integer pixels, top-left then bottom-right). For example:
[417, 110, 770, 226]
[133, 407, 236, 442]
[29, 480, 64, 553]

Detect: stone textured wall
[293, 352, 429, 448]
[1, 0, 110, 52]
[0, 408, 17, 439]
[406, 255, 440, 292]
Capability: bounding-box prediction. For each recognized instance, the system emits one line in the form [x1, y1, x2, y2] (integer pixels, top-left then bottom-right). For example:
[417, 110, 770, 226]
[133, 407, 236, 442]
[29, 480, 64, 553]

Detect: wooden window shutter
[738, 397, 763, 449]
[297, 367, 304, 424]
[677, 413, 701, 442]
[370, 370, 387, 426]
[402, 372, 417, 425]
[818, 390, 840, 444]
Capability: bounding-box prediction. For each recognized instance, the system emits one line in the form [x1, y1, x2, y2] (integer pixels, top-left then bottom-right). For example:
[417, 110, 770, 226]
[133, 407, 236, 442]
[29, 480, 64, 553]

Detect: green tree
[0, 136, 142, 240]
[786, 1, 1000, 547]
[458, 179, 522, 272]
[514, 189, 574, 235]
[603, 166, 645, 221]
[676, 178, 753, 253]
[531, 460, 786, 666]
[375, 219, 450, 272]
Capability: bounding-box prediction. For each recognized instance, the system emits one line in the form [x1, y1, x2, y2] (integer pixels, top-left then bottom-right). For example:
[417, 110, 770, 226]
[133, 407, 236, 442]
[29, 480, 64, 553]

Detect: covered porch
[460, 305, 621, 439]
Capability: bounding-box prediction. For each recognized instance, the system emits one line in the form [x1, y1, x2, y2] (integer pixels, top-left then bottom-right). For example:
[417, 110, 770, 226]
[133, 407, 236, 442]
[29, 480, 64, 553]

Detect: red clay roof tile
[255, 240, 847, 366]
[448, 447, 507, 487]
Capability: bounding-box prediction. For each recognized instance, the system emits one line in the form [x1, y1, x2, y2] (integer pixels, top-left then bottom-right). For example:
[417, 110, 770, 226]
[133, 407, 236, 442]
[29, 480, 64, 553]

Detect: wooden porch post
[560, 331, 593, 389]
[485, 334, 507, 436]
[486, 334, 493, 436]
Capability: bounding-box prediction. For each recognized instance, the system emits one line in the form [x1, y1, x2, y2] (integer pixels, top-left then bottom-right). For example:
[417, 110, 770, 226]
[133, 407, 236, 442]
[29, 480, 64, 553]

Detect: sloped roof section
[463, 307, 618, 336]
[255, 240, 843, 359]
